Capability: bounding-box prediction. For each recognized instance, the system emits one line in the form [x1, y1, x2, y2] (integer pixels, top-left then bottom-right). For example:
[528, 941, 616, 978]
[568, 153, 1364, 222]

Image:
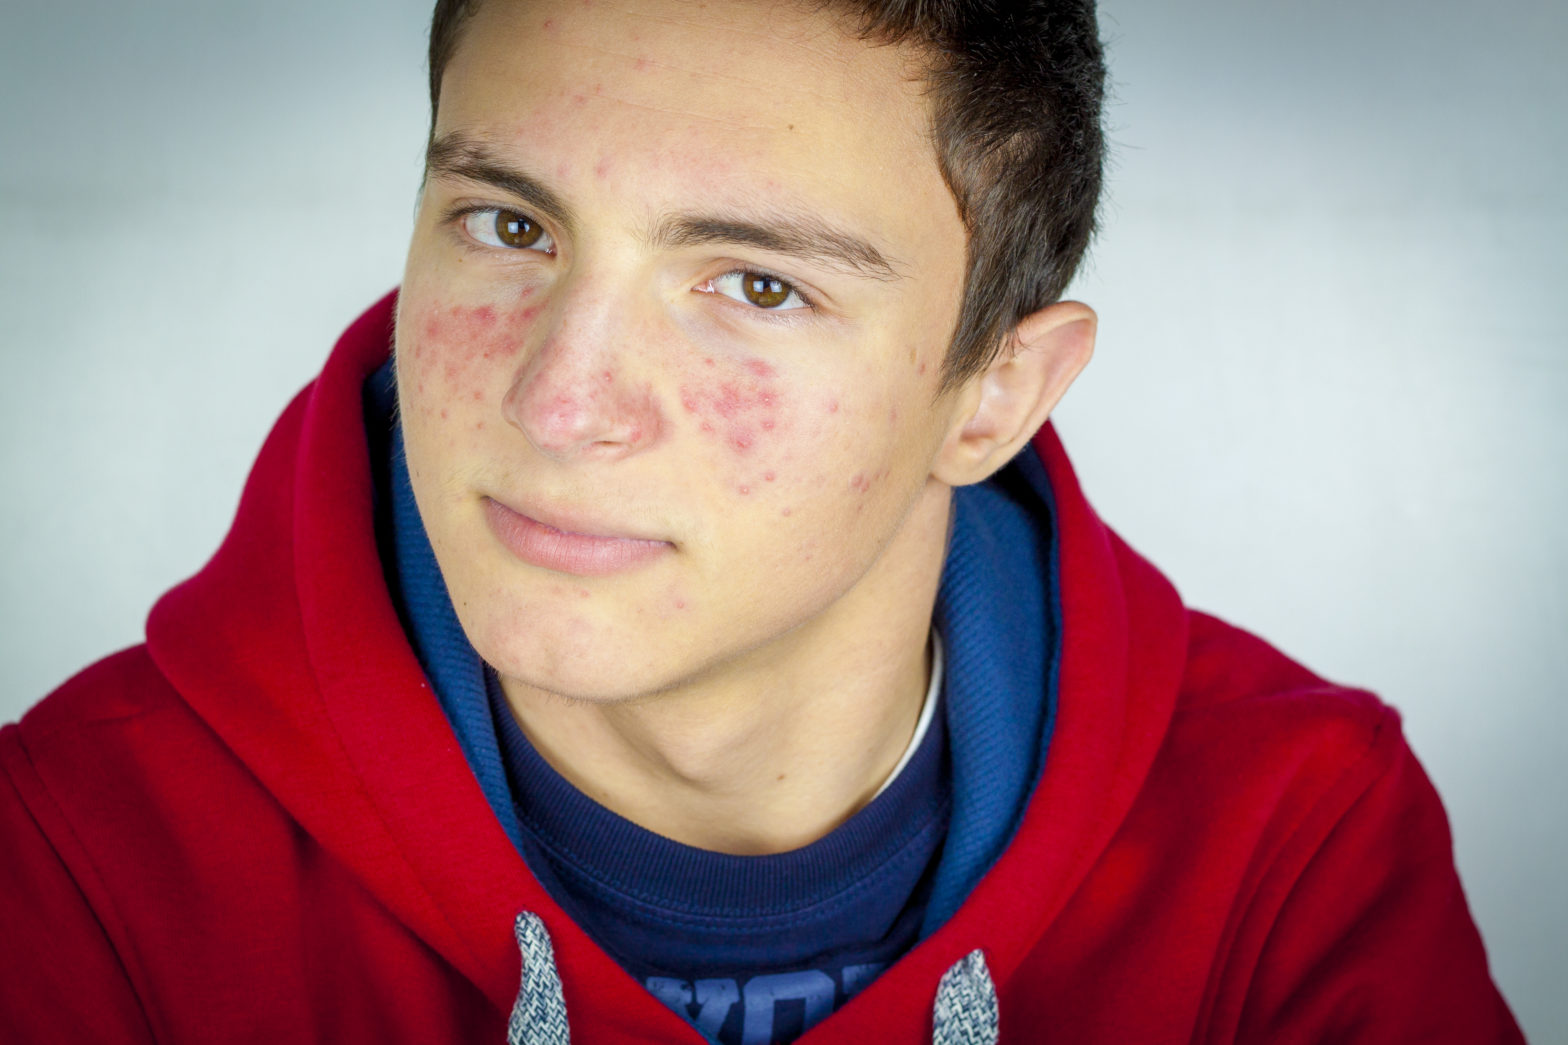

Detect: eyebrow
[425, 133, 904, 282]
[426, 134, 575, 234]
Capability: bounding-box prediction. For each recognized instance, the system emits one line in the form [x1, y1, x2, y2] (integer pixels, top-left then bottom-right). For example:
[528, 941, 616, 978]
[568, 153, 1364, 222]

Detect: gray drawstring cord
[931, 949, 1000, 1045]
[506, 910, 997, 1044]
[508, 912, 571, 1045]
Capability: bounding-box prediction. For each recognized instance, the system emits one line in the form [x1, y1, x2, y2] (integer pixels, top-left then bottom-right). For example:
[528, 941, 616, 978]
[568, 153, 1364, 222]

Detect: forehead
[435, 0, 961, 257]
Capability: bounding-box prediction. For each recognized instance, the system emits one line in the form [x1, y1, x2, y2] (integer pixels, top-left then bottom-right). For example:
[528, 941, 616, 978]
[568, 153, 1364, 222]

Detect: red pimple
[761, 419, 775, 431]
[577, 588, 590, 598]
[827, 398, 840, 414]
[781, 507, 792, 517]
[738, 485, 751, 495]
[440, 408, 448, 420]
[634, 56, 650, 71]
[601, 369, 613, 383]
[704, 357, 716, 367]
[714, 383, 744, 419]
[746, 359, 775, 379]
[917, 362, 928, 375]
[764, 471, 776, 482]
[471, 390, 483, 401]
[729, 432, 754, 452]
[674, 598, 687, 610]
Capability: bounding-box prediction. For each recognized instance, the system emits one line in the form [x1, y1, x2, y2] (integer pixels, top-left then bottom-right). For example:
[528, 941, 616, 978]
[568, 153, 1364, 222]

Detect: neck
[499, 484, 951, 855]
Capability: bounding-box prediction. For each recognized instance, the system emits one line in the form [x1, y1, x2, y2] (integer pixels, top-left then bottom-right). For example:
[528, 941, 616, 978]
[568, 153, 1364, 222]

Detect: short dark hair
[426, 1, 1106, 390]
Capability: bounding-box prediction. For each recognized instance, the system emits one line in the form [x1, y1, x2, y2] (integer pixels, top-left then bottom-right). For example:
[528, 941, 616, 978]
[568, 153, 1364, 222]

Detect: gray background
[1, 1, 1562, 1038]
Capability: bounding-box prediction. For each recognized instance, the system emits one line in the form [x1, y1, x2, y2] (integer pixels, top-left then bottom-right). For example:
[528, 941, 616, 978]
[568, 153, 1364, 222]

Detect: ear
[932, 301, 1096, 486]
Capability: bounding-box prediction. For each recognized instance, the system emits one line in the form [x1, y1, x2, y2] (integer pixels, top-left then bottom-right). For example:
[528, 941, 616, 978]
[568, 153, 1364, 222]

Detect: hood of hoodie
[144, 291, 1188, 1041]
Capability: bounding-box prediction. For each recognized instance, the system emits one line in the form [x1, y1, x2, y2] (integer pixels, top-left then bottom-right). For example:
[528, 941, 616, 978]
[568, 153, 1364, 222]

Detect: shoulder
[1176, 609, 1394, 756]
[1153, 610, 1412, 855]
[10, 645, 181, 748]
[4, 645, 200, 792]
[2, 643, 250, 874]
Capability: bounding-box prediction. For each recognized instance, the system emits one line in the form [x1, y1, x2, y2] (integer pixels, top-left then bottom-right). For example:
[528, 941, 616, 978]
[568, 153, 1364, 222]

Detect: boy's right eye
[461, 208, 555, 254]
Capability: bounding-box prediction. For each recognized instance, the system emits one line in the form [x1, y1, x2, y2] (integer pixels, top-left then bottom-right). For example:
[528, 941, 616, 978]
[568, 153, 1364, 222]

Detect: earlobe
[932, 301, 1096, 486]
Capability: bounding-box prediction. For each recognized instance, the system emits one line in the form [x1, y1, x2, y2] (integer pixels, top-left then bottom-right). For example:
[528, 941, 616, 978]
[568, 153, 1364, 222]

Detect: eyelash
[443, 203, 819, 317]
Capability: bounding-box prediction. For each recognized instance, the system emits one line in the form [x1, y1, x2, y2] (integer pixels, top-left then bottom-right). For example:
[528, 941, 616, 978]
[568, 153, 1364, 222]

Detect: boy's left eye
[702, 271, 810, 311]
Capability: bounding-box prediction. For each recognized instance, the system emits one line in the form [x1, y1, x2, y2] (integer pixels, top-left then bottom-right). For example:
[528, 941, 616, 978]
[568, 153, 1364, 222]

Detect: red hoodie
[0, 293, 1523, 1043]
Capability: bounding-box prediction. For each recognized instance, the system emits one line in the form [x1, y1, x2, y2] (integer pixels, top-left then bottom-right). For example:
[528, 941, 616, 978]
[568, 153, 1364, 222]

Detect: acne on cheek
[409, 297, 540, 420]
[678, 357, 792, 492]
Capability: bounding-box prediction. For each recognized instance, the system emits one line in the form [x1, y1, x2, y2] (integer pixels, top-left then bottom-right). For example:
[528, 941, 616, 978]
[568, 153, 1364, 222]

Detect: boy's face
[396, 0, 973, 701]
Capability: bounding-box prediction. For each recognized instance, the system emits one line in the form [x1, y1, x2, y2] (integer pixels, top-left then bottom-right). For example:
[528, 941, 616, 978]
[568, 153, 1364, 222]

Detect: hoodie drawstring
[508, 912, 999, 1044]
[930, 949, 999, 1045]
[508, 913, 571, 1045]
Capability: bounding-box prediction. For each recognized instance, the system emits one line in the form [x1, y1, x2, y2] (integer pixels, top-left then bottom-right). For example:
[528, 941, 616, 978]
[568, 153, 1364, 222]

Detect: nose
[502, 288, 665, 462]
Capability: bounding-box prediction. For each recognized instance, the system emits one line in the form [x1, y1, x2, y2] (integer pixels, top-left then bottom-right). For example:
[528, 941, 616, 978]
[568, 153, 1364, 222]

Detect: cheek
[676, 356, 856, 502]
[401, 294, 540, 426]
[674, 355, 911, 517]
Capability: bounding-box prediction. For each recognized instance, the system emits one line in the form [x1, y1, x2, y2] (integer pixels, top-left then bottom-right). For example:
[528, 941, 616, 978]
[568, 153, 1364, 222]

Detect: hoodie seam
[1193, 703, 1399, 1044]
[1, 730, 162, 1043]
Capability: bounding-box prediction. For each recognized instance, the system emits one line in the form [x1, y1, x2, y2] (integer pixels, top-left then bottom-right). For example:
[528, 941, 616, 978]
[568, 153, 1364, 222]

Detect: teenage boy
[0, 1, 1524, 1043]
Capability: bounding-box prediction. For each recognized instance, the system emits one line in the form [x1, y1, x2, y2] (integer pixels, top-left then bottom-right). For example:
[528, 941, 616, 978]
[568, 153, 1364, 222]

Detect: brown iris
[496, 210, 544, 249]
[742, 273, 792, 309]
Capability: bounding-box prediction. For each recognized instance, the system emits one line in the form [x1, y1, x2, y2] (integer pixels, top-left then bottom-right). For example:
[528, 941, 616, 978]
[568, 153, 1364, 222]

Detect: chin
[471, 611, 688, 706]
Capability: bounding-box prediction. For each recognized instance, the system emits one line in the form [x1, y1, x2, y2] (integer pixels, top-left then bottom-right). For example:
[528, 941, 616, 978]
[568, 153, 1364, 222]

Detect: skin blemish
[577, 588, 591, 599]
[781, 507, 792, 517]
[679, 361, 784, 460]
[634, 56, 650, 71]
[764, 471, 776, 482]
[849, 472, 872, 493]
[826, 398, 839, 414]
[594, 158, 611, 179]
[440, 408, 449, 420]
[917, 362, 928, 375]
[738, 485, 751, 495]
